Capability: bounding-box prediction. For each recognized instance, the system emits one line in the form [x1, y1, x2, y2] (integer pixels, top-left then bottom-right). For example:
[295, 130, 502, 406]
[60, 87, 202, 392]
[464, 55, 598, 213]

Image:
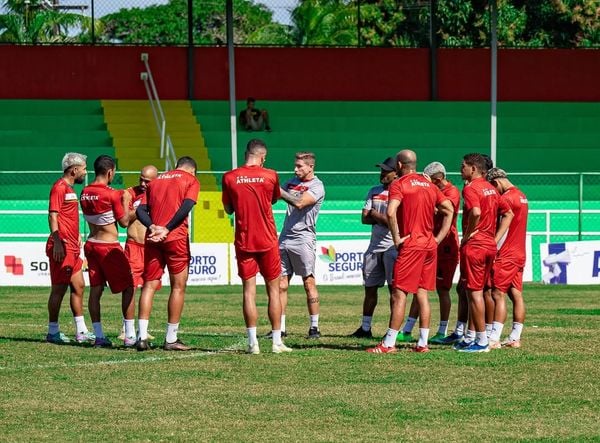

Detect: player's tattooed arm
[280, 187, 317, 210]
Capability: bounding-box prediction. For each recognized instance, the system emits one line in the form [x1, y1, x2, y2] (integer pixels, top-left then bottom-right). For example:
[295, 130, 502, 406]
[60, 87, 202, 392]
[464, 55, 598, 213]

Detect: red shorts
[144, 237, 190, 281]
[492, 258, 524, 293]
[436, 257, 459, 291]
[235, 245, 281, 281]
[460, 242, 496, 291]
[392, 246, 437, 294]
[46, 241, 82, 285]
[125, 240, 145, 288]
[84, 241, 133, 293]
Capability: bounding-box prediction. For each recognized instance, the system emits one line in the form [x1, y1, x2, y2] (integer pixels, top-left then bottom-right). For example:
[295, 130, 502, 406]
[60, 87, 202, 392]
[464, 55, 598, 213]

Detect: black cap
[375, 157, 396, 172]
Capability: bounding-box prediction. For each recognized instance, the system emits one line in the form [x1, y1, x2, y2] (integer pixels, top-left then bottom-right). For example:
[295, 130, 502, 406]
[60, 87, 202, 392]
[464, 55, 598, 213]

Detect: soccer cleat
[46, 332, 71, 345]
[124, 336, 137, 348]
[349, 327, 373, 338]
[396, 332, 416, 343]
[75, 331, 96, 344]
[117, 330, 126, 341]
[453, 339, 472, 351]
[367, 342, 397, 354]
[93, 337, 113, 348]
[272, 343, 293, 353]
[428, 332, 447, 344]
[136, 339, 149, 352]
[488, 340, 501, 350]
[439, 332, 463, 345]
[163, 339, 191, 351]
[246, 343, 260, 355]
[265, 330, 287, 340]
[458, 342, 490, 353]
[307, 327, 321, 339]
[412, 345, 430, 353]
[501, 338, 521, 348]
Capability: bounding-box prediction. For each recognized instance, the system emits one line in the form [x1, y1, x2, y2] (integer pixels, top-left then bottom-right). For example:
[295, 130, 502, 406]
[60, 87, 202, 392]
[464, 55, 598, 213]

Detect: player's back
[80, 183, 123, 225]
[222, 165, 280, 252]
[498, 186, 529, 262]
[390, 172, 440, 249]
[462, 177, 501, 244]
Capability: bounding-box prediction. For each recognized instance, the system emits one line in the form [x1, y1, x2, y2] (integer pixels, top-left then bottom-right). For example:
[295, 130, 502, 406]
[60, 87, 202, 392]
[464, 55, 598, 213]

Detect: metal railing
[140, 53, 177, 171]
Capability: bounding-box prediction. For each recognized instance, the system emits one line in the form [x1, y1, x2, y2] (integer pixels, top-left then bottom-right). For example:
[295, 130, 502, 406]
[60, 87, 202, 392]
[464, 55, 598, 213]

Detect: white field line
[0, 339, 248, 372]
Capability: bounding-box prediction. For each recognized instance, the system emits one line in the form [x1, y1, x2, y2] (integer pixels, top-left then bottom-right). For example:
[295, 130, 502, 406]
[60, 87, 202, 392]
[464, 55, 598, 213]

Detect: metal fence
[0, 0, 597, 47]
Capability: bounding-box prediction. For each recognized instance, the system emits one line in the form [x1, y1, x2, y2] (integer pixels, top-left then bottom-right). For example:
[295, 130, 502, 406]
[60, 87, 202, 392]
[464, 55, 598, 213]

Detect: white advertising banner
[539, 240, 600, 285]
[1, 242, 229, 287]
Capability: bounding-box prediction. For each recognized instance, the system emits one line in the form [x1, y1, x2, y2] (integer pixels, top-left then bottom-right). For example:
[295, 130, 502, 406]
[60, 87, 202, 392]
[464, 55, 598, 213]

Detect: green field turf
[0, 284, 599, 441]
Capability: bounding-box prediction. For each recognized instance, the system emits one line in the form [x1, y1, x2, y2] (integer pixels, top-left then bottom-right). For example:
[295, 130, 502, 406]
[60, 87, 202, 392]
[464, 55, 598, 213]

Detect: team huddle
[45, 143, 527, 355]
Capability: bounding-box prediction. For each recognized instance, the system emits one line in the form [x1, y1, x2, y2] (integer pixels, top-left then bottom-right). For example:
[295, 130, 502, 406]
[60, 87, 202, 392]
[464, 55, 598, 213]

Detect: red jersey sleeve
[184, 176, 200, 202]
[435, 187, 446, 205]
[221, 174, 231, 206]
[49, 184, 65, 213]
[499, 193, 512, 215]
[388, 180, 403, 202]
[111, 189, 126, 221]
[272, 172, 281, 204]
[462, 185, 480, 212]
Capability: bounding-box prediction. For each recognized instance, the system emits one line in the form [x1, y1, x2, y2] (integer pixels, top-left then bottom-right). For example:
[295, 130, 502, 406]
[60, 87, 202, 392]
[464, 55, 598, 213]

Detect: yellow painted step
[193, 191, 234, 243]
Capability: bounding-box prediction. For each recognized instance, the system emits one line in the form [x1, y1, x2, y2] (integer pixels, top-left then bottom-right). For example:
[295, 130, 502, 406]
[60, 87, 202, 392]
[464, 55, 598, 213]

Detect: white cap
[61, 152, 87, 171]
[423, 161, 446, 179]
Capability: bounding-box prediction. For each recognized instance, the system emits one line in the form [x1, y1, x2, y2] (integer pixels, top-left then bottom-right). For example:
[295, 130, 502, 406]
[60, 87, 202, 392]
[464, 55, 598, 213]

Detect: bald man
[367, 149, 454, 354]
[118, 165, 159, 342]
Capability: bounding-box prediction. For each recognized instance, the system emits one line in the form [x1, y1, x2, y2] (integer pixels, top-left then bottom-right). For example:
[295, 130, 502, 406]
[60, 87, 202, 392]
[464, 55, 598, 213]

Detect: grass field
[0, 284, 599, 442]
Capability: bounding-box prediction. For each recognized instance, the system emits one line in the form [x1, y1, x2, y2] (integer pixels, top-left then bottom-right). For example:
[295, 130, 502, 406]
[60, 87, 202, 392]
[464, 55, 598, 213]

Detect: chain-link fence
[1, 1, 597, 47]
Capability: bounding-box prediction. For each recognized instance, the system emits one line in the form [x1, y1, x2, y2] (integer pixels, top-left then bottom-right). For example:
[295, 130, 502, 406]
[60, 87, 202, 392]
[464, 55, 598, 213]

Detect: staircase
[101, 100, 233, 243]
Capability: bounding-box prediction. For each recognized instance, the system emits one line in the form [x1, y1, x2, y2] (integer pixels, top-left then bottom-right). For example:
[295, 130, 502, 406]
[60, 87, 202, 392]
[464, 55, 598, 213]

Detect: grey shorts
[280, 241, 316, 277]
[248, 116, 264, 130]
[363, 247, 397, 287]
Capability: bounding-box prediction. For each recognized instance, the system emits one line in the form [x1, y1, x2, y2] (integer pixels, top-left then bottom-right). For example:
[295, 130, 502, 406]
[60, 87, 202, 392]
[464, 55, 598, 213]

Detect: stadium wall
[0, 46, 598, 101]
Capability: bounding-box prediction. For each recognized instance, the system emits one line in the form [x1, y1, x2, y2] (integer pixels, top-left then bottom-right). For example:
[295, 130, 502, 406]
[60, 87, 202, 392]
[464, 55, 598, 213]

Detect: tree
[99, 0, 291, 45]
[0, 0, 91, 43]
[289, 0, 357, 46]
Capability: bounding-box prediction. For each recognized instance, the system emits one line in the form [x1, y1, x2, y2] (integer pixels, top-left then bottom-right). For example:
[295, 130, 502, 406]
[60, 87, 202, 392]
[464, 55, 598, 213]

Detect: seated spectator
[240, 97, 272, 132]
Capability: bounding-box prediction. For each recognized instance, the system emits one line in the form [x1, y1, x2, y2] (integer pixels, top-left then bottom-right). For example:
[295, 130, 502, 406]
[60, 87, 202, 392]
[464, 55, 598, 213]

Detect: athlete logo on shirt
[236, 176, 265, 184]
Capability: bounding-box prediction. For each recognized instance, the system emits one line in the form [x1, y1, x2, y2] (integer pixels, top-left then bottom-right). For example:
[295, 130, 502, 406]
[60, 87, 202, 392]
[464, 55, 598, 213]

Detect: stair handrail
[140, 53, 177, 171]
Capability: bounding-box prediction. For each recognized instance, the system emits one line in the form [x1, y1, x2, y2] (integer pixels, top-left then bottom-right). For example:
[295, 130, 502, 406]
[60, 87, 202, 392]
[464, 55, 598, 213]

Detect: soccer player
[398, 161, 461, 344]
[222, 139, 291, 354]
[80, 155, 135, 348]
[135, 157, 200, 351]
[349, 157, 397, 338]
[486, 168, 528, 348]
[277, 152, 325, 339]
[454, 153, 512, 353]
[118, 165, 159, 341]
[367, 149, 453, 354]
[46, 152, 94, 345]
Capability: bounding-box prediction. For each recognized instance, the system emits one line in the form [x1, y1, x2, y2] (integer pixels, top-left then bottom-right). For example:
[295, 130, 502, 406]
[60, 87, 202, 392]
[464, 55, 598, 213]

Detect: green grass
[0, 284, 599, 441]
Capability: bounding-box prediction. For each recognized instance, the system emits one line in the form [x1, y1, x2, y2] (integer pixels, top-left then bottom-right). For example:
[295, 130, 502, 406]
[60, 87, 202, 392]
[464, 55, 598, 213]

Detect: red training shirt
[436, 181, 460, 253]
[222, 165, 281, 252]
[389, 172, 447, 250]
[48, 178, 80, 252]
[462, 176, 510, 246]
[80, 183, 126, 226]
[144, 169, 200, 242]
[498, 186, 529, 264]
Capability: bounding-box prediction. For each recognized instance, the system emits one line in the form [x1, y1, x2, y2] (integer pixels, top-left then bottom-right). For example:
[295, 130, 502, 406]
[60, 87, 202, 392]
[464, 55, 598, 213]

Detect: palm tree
[290, 0, 358, 46]
[0, 0, 91, 43]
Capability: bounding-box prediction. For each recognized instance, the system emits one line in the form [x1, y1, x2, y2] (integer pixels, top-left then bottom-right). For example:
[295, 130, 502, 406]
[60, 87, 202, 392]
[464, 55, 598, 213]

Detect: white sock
[402, 316, 417, 334]
[418, 328, 429, 347]
[465, 329, 476, 343]
[361, 315, 373, 331]
[509, 322, 524, 341]
[383, 328, 399, 348]
[73, 316, 88, 334]
[491, 321, 504, 341]
[310, 314, 319, 328]
[476, 331, 488, 346]
[455, 321, 467, 336]
[272, 329, 282, 346]
[166, 323, 179, 343]
[48, 322, 59, 335]
[280, 315, 286, 332]
[138, 319, 149, 340]
[92, 322, 104, 339]
[247, 327, 257, 346]
[124, 319, 135, 338]
[485, 323, 493, 337]
[437, 320, 448, 336]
